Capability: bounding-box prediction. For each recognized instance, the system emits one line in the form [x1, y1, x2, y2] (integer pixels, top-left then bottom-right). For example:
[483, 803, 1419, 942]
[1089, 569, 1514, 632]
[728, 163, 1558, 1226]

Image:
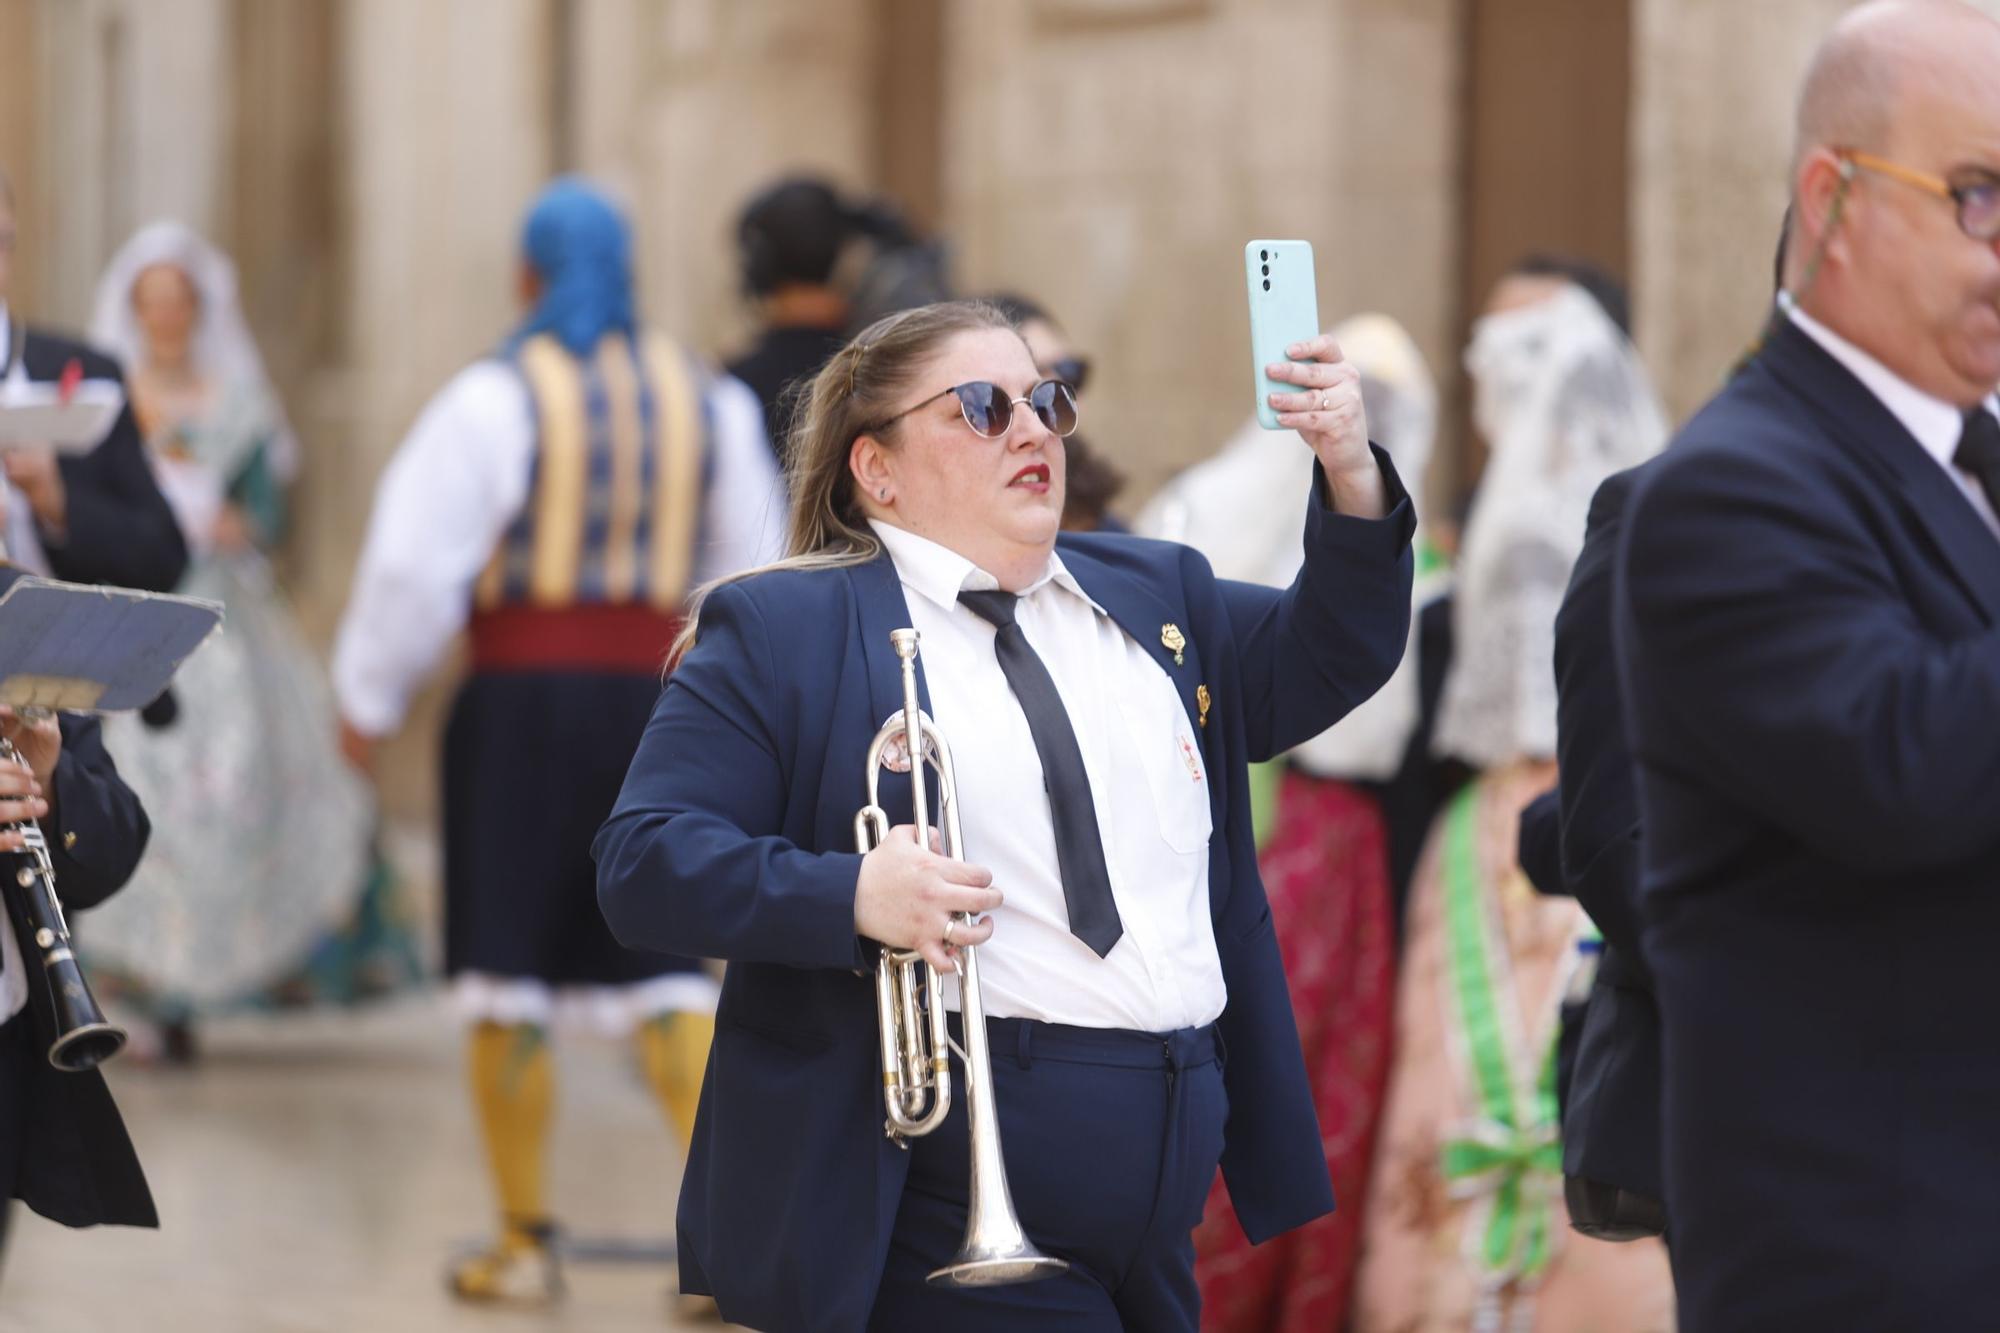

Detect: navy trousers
[869, 1017, 1227, 1332]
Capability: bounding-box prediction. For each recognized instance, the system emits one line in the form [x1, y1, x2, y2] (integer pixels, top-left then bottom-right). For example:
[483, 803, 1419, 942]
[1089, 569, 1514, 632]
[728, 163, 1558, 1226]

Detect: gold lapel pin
[1161, 623, 1186, 666]
[1197, 684, 1211, 729]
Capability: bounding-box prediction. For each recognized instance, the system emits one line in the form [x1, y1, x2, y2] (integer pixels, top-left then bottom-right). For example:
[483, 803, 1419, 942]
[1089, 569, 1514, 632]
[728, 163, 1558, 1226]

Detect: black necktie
[1955, 408, 2000, 515]
[957, 589, 1124, 958]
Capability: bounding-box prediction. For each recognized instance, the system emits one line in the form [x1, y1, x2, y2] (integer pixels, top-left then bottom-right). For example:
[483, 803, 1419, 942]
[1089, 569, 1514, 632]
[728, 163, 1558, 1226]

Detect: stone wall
[0, 0, 44, 317]
[936, 0, 1462, 507]
[1629, 0, 1853, 422]
[29, 0, 234, 322]
[564, 0, 882, 360]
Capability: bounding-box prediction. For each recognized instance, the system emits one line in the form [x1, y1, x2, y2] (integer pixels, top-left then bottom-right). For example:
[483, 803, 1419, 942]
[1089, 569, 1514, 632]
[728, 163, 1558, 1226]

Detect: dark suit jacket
[1517, 787, 1564, 902]
[726, 325, 847, 470]
[1615, 318, 2000, 1330]
[1514, 786, 1600, 1131]
[1552, 465, 1663, 1206]
[4, 319, 188, 592]
[595, 457, 1414, 1333]
[0, 570, 158, 1229]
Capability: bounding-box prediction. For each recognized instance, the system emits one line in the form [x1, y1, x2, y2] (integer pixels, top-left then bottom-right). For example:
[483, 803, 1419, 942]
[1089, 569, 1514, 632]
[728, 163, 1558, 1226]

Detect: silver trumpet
[854, 628, 1068, 1288]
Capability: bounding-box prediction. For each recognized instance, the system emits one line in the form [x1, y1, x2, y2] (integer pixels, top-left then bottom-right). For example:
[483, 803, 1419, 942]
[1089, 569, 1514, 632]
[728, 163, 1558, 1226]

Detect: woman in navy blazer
[596, 300, 1414, 1331]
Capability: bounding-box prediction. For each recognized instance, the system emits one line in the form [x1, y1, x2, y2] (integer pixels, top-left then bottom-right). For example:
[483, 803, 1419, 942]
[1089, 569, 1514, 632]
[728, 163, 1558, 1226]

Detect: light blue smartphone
[1246, 240, 1320, 431]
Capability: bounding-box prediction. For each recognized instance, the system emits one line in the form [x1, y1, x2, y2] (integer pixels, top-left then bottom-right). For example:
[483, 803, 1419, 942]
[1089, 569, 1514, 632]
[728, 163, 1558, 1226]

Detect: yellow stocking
[467, 1021, 554, 1250]
[638, 1010, 714, 1152]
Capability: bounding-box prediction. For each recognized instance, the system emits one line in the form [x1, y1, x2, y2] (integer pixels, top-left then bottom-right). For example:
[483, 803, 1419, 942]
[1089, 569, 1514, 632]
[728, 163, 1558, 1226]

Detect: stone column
[0, 0, 44, 316]
[331, 0, 556, 817]
[936, 0, 1462, 508]
[30, 0, 232, 325]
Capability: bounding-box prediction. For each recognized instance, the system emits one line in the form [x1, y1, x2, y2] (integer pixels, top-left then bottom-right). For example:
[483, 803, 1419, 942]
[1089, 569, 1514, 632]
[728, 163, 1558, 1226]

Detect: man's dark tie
[957, 589, 1123, 958]
[1956, 408, 2000, 515]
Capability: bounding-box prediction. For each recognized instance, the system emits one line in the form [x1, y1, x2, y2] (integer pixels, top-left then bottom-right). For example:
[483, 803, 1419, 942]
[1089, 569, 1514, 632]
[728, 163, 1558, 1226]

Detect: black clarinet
[1, 732, 125, 1071]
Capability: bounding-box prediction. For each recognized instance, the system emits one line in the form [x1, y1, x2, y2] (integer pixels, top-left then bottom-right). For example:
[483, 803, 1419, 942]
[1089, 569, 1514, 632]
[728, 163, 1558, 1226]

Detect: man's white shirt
[332, 359, 787, 736]
[1789, 302, 2000, 539]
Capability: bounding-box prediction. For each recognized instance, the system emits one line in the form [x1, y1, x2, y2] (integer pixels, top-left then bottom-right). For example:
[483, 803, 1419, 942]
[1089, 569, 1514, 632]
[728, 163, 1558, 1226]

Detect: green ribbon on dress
[1438, 783, 1563, 1287]
[1415, 535, 1450, 581]
[1246, 759, 1283, 853]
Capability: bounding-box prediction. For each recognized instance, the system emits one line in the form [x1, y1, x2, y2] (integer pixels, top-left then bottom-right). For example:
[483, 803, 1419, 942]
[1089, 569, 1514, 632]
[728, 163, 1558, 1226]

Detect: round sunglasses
[868, 378, 1080, 440]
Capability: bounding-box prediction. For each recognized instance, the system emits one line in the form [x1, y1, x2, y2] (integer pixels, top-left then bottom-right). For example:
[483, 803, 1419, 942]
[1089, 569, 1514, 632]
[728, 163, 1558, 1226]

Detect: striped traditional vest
[469, 330, 710, 672]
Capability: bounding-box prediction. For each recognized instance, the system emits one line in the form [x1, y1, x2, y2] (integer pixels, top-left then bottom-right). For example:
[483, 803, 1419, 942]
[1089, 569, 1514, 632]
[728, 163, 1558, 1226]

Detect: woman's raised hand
[855, 824, 1003, 974]
[1266, 334, 1388, 519]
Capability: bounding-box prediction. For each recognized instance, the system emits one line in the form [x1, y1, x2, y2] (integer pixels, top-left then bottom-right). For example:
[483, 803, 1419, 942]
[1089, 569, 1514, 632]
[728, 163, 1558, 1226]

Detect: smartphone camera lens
[1262, 279, 1271, 291]
[1261, 264, 1270, 276]
[1259, 249, 1269, 262]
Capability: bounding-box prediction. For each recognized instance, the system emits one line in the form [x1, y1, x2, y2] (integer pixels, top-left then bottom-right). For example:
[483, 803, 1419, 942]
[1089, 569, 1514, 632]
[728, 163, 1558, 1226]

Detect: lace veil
[1431, 283, 1667, 768]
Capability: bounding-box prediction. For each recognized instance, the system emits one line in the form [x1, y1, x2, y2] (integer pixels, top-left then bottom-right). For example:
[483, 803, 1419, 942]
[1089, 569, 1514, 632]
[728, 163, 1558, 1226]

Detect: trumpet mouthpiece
[891, 628, 922, 657]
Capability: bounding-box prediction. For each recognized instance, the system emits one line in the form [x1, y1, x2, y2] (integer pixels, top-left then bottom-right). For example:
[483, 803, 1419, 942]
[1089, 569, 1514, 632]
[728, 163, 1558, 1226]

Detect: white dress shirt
[332, 357, 788, 735]
[869, 519, 1226, 1033]
[1789, 302, 2000, 538]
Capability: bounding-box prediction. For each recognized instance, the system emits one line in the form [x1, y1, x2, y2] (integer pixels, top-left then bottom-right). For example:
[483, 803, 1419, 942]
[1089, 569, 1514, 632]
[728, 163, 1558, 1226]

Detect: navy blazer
[1616, 319, 2000, 1331]
[4, 320, 189, 593]
[597, 455, 1414, 1332]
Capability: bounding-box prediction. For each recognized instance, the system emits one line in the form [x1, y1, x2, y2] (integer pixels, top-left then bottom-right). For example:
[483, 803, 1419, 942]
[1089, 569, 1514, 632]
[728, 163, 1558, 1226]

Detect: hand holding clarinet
[0, 704, 125, 1070]
[0, 706, 60, 850]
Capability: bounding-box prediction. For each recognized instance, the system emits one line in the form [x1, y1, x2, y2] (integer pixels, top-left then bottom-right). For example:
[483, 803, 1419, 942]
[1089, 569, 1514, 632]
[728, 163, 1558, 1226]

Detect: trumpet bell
[927, 1249, 1070, 1288]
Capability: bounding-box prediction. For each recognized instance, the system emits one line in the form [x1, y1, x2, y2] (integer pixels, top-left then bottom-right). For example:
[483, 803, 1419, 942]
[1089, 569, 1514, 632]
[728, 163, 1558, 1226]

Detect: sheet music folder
[0, 577, 223, 713]
[0, 381, 125, 453]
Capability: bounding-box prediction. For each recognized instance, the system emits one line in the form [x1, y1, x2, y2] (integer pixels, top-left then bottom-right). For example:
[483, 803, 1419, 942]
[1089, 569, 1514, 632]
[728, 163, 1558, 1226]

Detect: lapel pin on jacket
[1161, 622, 1186, 666]
[1197, 684, 1211, 729]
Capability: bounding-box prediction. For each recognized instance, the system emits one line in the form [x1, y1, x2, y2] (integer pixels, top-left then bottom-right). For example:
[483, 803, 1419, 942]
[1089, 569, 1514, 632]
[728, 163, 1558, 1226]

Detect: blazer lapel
[1762, 321, 2000, 627]
[1055, 541, 1206, 744]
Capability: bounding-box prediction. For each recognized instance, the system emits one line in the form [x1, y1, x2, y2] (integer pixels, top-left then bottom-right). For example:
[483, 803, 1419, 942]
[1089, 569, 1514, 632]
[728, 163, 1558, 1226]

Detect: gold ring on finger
[942, 918, 956, 946]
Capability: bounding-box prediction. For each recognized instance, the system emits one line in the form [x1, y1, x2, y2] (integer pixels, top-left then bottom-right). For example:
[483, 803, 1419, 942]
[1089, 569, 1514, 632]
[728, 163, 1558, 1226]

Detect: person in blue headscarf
[332, 178, 787, 1304]
[509, 177, 638, 356]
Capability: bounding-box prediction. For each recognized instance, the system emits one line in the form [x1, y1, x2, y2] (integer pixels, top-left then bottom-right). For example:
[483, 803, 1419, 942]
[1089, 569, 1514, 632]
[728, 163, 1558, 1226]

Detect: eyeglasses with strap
[1838, 149, 2000, 242]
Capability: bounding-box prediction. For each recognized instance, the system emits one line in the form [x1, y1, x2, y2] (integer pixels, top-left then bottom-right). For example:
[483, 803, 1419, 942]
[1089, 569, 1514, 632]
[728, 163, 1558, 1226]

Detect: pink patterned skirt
[1195, 769, 1398, 1332]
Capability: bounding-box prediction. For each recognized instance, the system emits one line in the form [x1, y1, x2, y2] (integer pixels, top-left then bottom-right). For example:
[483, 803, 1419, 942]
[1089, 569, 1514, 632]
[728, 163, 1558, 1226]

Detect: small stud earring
[879, 488, 890, 501]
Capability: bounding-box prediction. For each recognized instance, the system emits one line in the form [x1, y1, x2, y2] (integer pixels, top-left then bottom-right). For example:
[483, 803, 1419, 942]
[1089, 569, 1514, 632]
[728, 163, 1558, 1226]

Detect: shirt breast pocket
[1114, 685, 1215, 857]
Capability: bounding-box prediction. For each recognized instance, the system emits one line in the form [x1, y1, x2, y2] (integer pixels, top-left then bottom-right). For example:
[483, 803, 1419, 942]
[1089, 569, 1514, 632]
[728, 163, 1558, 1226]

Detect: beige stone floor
[0, 994, 734, 1333]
